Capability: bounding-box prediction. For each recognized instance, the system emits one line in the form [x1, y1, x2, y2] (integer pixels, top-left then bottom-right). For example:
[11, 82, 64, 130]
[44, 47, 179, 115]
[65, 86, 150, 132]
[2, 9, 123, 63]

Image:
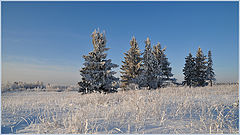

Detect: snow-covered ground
[1, 84, 239, 134]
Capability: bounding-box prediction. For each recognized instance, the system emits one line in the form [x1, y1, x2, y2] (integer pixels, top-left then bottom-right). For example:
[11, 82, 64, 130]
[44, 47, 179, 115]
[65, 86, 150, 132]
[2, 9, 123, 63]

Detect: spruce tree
[183, 53, 196, 87]
[195, 47, 207, 86]
[120, 36, 142, 89]
[78, 29, 119, 94]
[138, 37, 160, 89]
[152, 43, 164, 87]
[206, 50, 215, 86]
[161, 50, 173, 81]
[153, 43, 173, 86]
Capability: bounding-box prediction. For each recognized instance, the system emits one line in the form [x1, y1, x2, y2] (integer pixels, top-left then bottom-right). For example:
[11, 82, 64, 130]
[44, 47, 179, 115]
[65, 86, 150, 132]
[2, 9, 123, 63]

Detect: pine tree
[138, 37, 160, 89]
[78, 29, 119, 94]
[153, 43, 173, 86]
[195, 47, 207, 86]
[183, 53, 196, 87]
[120, 36, 142, 89]
[206, 50, 215, 86]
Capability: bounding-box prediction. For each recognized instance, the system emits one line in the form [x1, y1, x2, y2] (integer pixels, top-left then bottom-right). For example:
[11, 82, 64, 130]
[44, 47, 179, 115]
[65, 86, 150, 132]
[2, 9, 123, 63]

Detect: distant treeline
[1, 81, 79, 93]
[215, 82, 239, 85]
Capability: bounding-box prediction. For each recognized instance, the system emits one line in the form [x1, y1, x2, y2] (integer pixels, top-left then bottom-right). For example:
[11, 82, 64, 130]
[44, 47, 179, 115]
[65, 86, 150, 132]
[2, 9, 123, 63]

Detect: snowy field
[1, 84, 239, 134]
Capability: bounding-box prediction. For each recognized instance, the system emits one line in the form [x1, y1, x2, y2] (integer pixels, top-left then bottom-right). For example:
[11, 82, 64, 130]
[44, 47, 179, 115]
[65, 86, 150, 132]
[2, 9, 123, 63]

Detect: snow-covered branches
[121, 37, 175, 90]
[78, 30, 215, 93]
[78, 29, 119, 94]
[183, 47, 215, 87]
[183, 53, 196, 87]
[206, 50, 216, 86]
[120, 36, 142, 89]
[139, 37, 160, 89]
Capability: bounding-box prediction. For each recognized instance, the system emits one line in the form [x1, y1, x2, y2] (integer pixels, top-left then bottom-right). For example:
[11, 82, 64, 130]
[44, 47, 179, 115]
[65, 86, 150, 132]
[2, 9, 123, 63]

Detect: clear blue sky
[2, 1, 239, 85]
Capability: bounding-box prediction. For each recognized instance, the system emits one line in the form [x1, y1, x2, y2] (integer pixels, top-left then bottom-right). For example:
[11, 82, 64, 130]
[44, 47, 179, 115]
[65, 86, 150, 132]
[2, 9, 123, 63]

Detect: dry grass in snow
[1, 84, 239, 134]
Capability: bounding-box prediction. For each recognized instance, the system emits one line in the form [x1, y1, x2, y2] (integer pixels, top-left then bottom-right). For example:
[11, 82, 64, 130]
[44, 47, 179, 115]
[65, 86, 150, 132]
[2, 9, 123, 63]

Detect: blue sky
[2, 1, 239, 85]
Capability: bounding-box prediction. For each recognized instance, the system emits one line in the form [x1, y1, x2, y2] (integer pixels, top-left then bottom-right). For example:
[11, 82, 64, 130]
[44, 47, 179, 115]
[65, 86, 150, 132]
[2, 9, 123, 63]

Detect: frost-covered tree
[138, 37, 160, 89]
[161, 50, 173, 81]
[195, 47, 207, 86]
[120, 36, 142, 89]
[78, 29, 119, 94]
[206, 50, 215, 86]
[183, 53, 196, 87]
[153, 43, 174, 86]
[152, 43, 164, 87]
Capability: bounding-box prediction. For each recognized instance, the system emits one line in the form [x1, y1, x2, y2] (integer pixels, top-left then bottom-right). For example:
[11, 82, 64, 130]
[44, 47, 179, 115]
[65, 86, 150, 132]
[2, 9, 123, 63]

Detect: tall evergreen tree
[183, 53, 196, 87]
[161, 50, 173, 81]
[153, 43, 173, 86]
[195, 47, 207, 86]
[152, 43, 164, 87]
[138, 37, 160, 89]
[120, 36, 142, 89]
[206, 50, 215, 86]
[78, 29, 119, 94]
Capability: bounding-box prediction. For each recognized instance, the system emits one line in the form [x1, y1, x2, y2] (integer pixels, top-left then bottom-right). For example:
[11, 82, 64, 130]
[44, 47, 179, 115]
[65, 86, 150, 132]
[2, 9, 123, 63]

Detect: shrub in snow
[125, 83, 140, 90]
[66, 85, 79, 91]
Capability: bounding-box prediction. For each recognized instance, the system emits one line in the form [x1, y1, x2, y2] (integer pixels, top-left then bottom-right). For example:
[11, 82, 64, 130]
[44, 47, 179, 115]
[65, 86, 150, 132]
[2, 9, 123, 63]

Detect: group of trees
[183, 48, 215, 87]
[121, 37, 174, 90]
[78, 29, 174, 94]
[78, 29, 215, 94]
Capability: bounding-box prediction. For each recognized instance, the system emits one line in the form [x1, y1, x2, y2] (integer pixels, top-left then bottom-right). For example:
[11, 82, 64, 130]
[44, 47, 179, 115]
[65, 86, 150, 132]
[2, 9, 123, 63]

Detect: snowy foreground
[1, 85, 239, 134]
